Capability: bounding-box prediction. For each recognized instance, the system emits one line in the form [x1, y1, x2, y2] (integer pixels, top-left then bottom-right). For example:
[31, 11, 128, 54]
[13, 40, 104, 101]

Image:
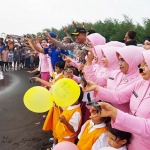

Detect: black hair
[41, 38, 48, 43]
[4, 45, 9, 49]
[107, 124, 132, 146]
[145, 36, 150, 42]
[65, 66, 79, 76]
[77, 87, 84, 104]
[127, 30, 136, 39]
[87, 29, 96, 35]
[55, 61, 65, 70]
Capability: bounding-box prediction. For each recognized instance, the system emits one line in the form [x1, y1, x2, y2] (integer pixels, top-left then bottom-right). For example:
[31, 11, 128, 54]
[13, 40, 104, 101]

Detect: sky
[0, 0, 149, 36]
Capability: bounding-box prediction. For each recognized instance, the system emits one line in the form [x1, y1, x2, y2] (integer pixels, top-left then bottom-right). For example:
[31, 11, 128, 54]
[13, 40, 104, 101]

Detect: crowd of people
[1, 21, 150, 150]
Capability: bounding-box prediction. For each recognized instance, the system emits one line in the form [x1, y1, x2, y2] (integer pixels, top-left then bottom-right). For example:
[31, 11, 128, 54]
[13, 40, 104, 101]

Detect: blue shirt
[44, 46, 69, 67]
[0, 46, 4, 52]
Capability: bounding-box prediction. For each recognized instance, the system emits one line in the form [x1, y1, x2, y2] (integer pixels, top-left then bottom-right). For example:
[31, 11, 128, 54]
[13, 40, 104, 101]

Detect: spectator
[124, 30, 137, 46]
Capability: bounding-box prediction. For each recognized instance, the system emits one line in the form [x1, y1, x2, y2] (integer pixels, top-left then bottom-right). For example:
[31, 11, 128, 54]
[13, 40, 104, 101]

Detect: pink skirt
[41, 72, 50, 86]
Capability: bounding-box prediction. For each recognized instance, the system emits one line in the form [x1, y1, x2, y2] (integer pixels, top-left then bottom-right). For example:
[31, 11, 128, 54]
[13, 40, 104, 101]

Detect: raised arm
[26, 37, 44, 53]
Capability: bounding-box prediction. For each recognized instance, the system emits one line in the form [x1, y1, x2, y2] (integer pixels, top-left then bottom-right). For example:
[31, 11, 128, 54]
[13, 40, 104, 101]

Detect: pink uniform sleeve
[72, 75, 81, 83]
[84, 65, 107, 87]
[69, 60, 79, 69]
[112, 110, 150, 138]
[94, 83, 135, 104]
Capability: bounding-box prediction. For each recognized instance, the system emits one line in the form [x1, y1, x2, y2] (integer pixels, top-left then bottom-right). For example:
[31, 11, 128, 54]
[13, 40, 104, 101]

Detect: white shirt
[55, 72, 63, 79]
[100, 146, 127, 150]
[78, 120, 108, 150]
[63, 104, 81, 139]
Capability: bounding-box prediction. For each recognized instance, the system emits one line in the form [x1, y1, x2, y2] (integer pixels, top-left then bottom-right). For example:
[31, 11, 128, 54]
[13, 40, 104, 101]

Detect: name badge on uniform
[133, 91, 138, 98]
[124, 79, 128, 82]
[109, 77, 114, 80]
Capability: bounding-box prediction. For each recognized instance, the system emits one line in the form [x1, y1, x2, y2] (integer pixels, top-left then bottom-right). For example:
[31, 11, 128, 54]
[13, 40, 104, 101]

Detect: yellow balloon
[52, 78, 80, 107]
[24, 86, 53, 113]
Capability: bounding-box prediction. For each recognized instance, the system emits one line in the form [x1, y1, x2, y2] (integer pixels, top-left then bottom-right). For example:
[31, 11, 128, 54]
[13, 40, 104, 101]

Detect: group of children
[30, 61, 131, 150]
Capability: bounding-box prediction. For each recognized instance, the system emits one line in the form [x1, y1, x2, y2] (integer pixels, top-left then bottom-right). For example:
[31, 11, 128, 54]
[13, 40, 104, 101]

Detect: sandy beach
[0, 70, 52, 150]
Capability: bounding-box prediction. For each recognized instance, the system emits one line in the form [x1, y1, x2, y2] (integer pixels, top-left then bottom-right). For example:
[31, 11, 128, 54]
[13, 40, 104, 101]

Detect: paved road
[0, 70, 52, 150]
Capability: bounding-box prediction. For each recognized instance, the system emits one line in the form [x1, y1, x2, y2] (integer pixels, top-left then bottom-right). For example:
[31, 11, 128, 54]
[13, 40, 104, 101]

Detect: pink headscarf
[116, 46, 145, 74]
[142, 50, 150, 69]
[94, 45, 106, 65]
[105, 41, 126, 47]
[87, 33, 106, 46]
[101, 46, 120, 70]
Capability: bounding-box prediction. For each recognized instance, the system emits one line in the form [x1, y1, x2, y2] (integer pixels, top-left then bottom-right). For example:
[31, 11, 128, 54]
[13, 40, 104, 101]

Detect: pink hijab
[116, 46, 145, 74]
[93, 45, 106, 66]
[105, 41, 126, 47]
[143, 50, 150, 69]
[87, 33, 106, 46]
[101, 46, 120, 70]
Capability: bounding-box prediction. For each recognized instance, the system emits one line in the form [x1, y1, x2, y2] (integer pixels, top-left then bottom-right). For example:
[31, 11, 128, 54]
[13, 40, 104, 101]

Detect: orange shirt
[55, 105, 82, 140]
[77, 120, 106, 150]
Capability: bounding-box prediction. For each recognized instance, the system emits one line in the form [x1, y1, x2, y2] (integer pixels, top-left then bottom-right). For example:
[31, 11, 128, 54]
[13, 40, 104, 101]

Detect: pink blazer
[95, 79, 150, 150]
[38, 53, 50, 72]
[106, 70, 142, 112]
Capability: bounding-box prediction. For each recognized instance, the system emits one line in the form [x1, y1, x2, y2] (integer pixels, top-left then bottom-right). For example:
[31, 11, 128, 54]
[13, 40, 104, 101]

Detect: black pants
[3, 62, 8, 70]
[25, 58, 30, 68]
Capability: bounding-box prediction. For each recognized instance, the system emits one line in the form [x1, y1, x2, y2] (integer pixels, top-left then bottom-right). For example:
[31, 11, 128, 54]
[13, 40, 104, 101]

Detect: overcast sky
[0, 0, 149, 36]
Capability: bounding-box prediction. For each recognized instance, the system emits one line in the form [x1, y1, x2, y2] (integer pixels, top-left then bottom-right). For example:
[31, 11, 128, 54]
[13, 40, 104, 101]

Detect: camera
[80, 76, 87, 87]
[29, 77, 35, 83]
[86, 93, 101, 113]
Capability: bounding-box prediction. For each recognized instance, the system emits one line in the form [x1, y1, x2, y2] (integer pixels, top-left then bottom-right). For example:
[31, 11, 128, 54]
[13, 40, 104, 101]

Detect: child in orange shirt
[77, 102, 110, 150]
[33, 61, 65, 88]
[54, 87, 83, 145]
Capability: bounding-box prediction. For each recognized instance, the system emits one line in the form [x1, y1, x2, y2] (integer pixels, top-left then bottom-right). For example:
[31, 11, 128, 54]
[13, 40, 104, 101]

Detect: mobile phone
[29, 77, 35, 83]
[80, 76, 87, 88]
[86, 93, 101, 113]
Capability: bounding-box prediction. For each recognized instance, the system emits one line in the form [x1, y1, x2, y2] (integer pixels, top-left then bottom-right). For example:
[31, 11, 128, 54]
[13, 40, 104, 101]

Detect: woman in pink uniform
[84, 46, 144, 112]
[82, 50, 150, 150]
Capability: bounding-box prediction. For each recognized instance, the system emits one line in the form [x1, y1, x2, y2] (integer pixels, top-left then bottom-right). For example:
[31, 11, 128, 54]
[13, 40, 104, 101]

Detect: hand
[26, 37, 34, 43]
[82, 22, 86, 28]
[85, 48, 94, 65]
[82, 80, 99, 92]
[44, 32, 51, 39]
[63, 27, 67, 33]
[27, 71, 32, 74]
[94, 55, 98, 63]
[59, 115, 67, 124]
[72, 21, 77, 28]
[98, 102, 117, 120]
[62, 55, 73, 63]
[32, 77, 40, 82]
[78, 63, 84, 72]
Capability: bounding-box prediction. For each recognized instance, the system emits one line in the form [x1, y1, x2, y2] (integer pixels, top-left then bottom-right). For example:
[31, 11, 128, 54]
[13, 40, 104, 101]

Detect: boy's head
[124, 30, 136, 41]
[55, 61, 65, 74]
[107, 124, 132, 149]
